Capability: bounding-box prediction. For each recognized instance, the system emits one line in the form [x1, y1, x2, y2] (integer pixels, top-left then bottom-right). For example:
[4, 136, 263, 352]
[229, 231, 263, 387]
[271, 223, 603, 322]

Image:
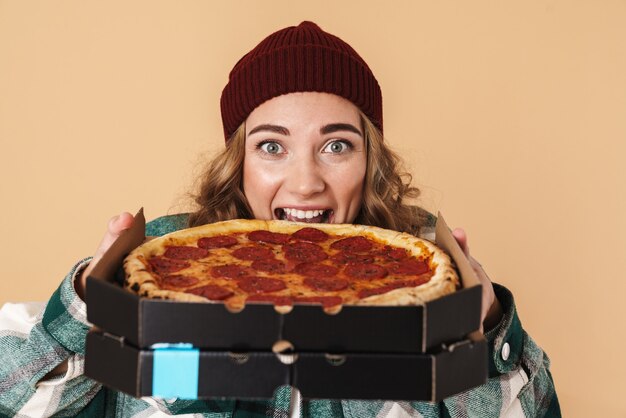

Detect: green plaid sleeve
[41, 258, 93, 354]
[440, 284, 561, 417]
[0, 259, 107, 417]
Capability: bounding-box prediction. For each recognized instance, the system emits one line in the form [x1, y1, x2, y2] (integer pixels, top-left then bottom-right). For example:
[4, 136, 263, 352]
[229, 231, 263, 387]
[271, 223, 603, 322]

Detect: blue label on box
[152, 343, 199, 399]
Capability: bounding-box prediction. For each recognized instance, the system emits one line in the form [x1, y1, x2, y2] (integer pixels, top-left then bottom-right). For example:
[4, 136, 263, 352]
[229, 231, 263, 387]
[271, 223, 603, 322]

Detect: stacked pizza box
[84, 212, 487, 401]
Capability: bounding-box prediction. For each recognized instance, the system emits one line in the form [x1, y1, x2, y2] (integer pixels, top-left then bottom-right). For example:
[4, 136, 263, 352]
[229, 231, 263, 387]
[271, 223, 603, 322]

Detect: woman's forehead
[245, 92, 361, 130]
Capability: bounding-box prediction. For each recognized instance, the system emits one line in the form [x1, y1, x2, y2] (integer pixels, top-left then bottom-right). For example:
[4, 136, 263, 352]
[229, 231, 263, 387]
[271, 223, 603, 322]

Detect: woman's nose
[284, 157, 326, 198]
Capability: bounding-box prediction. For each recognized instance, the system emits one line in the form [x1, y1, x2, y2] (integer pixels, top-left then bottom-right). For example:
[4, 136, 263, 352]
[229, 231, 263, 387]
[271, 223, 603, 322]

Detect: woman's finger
[451, 227, 470, 256]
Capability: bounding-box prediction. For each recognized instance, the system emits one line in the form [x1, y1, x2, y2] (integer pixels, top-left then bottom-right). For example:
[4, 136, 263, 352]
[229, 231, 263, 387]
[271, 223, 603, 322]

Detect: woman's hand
[75, 212, 135, 301]
[452, 228, 503, 332]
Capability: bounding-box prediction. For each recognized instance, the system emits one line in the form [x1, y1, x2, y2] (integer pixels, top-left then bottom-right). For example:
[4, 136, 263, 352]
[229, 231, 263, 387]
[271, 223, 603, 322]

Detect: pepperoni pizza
[124, 220, 459, 313]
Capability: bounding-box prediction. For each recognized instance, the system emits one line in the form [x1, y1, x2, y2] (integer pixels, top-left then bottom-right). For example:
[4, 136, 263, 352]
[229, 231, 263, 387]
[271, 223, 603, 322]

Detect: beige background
[1, 1, 625, 416]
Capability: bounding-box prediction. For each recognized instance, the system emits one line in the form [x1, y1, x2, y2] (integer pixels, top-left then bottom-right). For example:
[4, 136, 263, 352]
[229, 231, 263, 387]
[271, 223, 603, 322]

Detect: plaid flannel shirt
[0, 214, 560, 417]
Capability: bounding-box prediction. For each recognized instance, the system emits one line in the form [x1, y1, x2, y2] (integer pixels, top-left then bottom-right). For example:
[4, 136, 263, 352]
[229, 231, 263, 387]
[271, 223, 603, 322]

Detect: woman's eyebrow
[248, 124, 290, 136]
[320, 123, 362, 137]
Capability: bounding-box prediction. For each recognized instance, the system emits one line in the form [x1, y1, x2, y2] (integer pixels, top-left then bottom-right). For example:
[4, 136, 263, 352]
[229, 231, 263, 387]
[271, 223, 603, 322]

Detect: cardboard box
[85, 329, 487, 402]
[84, 209, 488, 400]
[86, 210, 483, 353]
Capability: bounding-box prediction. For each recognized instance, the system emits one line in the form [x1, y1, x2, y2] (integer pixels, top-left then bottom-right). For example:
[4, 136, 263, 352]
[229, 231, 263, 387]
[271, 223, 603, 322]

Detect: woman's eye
[259, 141, 283, 154]
[323, 140, 351, 154]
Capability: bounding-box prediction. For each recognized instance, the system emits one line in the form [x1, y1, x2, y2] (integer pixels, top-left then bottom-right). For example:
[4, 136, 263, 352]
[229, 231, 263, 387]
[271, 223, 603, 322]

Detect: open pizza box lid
[86, 209, 483, 354]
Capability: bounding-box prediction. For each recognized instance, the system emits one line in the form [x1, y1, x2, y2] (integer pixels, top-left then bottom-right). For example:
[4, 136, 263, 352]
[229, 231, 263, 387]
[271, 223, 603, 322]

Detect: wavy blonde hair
[188, 115, 426, 234]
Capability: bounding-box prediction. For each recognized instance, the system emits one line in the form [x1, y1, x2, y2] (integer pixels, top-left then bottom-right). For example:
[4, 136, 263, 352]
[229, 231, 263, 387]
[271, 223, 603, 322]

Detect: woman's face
[243, 92, 366, 224]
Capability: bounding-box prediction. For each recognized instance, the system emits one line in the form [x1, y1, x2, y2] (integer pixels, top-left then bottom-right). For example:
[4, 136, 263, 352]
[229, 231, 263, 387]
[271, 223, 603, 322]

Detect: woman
[0, 21, 560, 417]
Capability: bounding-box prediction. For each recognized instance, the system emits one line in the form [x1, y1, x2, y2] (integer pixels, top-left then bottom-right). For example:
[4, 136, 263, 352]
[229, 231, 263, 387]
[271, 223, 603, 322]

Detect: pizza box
[86, 209, 483, 354]
[84, 328, 487, 402]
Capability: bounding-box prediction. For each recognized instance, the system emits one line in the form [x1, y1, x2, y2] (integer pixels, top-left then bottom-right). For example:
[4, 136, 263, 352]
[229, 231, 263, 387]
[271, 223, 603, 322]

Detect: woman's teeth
[284, 208, 325, 219]
[278, 208, 331, 223]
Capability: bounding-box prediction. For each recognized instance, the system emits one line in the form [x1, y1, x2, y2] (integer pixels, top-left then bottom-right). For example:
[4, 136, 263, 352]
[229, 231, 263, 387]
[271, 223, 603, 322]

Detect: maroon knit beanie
[220, 21, 383, 141]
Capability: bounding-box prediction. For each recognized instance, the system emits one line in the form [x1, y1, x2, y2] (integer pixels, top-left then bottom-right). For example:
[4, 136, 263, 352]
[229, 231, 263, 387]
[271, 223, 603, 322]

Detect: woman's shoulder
[408, 206, 436, 239]
[146, 213, 190, 237]
[414, 206, 436, 228]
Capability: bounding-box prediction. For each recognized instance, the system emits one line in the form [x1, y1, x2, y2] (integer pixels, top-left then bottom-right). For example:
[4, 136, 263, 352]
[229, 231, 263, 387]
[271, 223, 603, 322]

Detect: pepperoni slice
[404, 275, 432, 287]
[344, 263, 388, 279]
[292, 227, 329, 242]
[330, 236, 374, 252]
[358, 276, 431, 298]
[252, 259, 287, 274]
[283, 242, 327, 262]
[148, 257, 190, 274]
[303, 277, 349, 291]
[331, 251, 375, 264]
[248, 230, 289, 244]
[294, 296, 343, 308]
[358, 285, 400, 299]
[389, 259, 429, 275]
[232, 246, 274, 261]
[378, 246, 409, 261]
[161, 275, 199, 288]
[246, 294, 293, 306]
[163, 246, 209, 260]
[187, 285, 234, 301]
[212, 264, 248, 279]
[237, 276, 286, 294]
[294, 263, 339, 277]
[197, 235, 238, 249]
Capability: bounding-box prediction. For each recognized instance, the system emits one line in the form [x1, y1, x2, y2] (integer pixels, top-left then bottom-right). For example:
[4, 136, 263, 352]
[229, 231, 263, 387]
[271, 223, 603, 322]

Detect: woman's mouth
[274, 208, 334, 223]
